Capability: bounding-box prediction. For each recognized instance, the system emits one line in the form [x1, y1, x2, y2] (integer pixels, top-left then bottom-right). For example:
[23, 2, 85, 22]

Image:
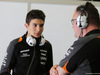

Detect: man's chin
[34, 35, 41, 38]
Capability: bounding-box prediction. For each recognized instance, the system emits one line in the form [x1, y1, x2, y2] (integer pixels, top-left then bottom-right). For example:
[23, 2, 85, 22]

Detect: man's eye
[33, 24, 37, 27]
[40, 24, 44, 27]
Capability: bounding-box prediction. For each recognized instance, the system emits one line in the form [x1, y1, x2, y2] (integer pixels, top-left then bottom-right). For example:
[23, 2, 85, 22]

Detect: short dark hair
[76, 2, 100, 27]
[26, 9, 46, 24]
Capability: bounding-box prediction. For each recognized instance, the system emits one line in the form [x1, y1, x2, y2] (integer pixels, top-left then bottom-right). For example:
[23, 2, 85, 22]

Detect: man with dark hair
[0, 9, 53, 75]
[50, 2, 100, 75]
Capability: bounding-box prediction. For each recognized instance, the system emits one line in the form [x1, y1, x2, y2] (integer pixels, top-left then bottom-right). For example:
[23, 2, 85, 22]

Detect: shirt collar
[85, 29, 100, 36]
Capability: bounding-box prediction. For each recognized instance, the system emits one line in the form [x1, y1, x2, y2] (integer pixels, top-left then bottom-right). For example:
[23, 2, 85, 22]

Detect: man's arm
[46, 41, 53, 75]
[50, 65, 68, 75]
[50, 65, 58, 75]
[0, 38, 18, 75]
[57, 66, 68, 75]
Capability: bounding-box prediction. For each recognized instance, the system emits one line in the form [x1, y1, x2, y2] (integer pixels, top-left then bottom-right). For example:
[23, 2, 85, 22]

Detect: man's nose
[37, 26, 41, 31]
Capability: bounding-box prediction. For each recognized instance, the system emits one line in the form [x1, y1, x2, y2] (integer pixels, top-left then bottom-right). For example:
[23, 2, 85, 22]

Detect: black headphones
[76, 2, 89, 28]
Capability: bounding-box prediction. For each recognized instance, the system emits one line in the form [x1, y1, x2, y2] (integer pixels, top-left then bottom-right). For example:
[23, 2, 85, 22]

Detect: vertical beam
[27, 0, 31, 12]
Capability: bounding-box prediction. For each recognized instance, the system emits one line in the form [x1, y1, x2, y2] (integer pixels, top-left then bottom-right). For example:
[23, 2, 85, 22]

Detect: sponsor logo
[66, 46, 74, 56]
[20, 49, 30, 53]
[20, 49, 30, 57]
[41, 62, 46, 65]
[2, 52, 8, 67]
[20, 53, 30, 57]
[41, 53, 46, 56]
[40, 49, 47, 65]
[40, 57, 47, 61]
[40, 49, 47, 53]
[63, 46, 74, 59]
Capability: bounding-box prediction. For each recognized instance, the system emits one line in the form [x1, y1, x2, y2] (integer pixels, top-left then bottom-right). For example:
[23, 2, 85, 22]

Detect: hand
[50, 65, 59, 75]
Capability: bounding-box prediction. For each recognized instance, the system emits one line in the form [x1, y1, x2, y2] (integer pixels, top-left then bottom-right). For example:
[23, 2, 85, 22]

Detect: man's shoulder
[9, 36, 25, 47]
[45, 40, 52, 45]
[10, 37, 20, 45]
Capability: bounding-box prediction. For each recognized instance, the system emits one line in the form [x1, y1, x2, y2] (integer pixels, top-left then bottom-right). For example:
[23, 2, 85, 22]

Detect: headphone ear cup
[39, 36, 45, 46]
[26, 35, 45, 46]
[77, 15, 88, 28]
[26, 36, 36, 46]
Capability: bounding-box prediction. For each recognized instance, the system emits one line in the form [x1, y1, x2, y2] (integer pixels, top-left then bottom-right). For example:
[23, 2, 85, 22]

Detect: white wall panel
[0, 1, 27, 66]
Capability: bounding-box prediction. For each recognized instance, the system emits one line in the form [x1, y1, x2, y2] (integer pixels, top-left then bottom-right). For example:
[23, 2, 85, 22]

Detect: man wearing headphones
[50, 2, 100, 75]
[0, 10, 53, 75]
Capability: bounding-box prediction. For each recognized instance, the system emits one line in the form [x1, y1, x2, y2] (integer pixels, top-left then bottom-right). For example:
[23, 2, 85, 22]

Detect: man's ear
[24, 23, 28, 28]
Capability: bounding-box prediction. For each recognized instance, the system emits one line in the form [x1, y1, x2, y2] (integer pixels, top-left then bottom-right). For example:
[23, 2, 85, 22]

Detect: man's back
[59, 29, 100, 75]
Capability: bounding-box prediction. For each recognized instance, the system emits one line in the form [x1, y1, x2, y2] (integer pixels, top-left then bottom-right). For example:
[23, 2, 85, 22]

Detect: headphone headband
[84, 2, 89, 10]
[80, 2, 89, 12]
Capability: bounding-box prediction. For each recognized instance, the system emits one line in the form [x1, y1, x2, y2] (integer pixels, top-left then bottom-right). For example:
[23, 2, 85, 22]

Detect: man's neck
[82, 25, 99, 37]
